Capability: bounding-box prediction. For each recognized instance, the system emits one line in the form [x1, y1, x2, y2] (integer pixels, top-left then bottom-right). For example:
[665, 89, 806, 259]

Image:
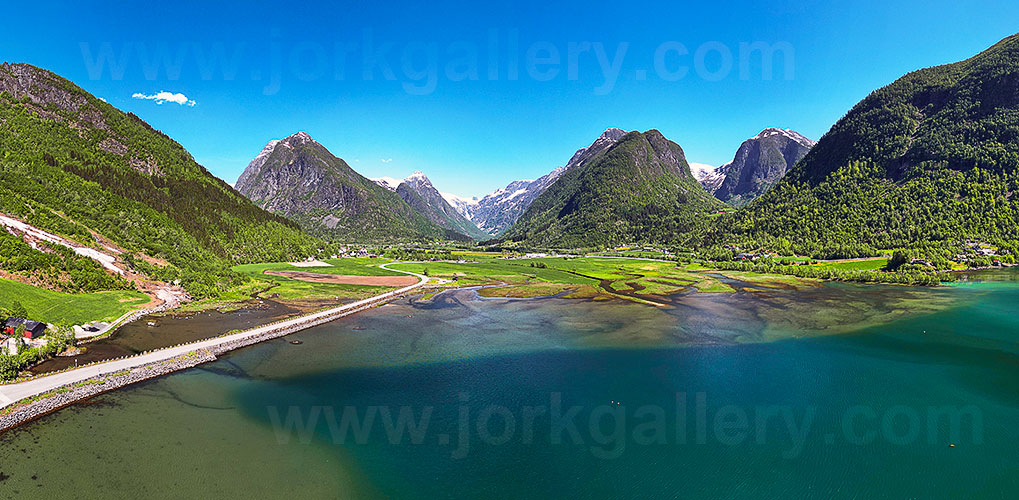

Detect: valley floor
[0, 252, 942, 427]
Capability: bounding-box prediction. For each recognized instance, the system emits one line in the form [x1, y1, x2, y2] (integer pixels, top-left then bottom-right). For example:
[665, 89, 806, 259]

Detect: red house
[2, 317, 46, 339]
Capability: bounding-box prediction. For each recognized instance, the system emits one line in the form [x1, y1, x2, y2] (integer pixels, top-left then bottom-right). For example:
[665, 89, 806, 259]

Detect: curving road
[0, 263, 428, 409]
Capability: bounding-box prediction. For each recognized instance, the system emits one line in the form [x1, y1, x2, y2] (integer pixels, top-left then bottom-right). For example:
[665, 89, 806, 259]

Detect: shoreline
[0, 264, 427, 433]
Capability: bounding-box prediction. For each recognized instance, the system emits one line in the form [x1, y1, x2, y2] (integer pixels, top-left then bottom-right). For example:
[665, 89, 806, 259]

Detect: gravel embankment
[0, 350, 216, 431]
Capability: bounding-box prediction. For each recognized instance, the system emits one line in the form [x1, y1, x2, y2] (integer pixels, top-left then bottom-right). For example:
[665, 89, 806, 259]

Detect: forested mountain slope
[504, 130, 724, 248]
[453, 128, 628, 236]
[0, 63, 318, 297]
[717, 34, 1019, 259]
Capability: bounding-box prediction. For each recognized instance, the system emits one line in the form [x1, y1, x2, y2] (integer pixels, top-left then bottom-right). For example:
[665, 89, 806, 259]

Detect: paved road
[0, 264, 428, 409]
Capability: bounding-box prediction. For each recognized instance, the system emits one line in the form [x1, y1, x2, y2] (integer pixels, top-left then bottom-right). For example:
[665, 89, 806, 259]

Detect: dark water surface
[29, 300, 299, 374]
[1, 270, 1018, 498]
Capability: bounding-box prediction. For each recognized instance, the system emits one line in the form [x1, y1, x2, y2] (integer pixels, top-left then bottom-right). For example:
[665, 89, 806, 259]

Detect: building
[1, 337, 17, 355]
[2, 317, 46, 339]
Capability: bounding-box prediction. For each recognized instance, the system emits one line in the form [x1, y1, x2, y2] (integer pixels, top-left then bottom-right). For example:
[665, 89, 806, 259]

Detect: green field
[232, 258, 404, 277]
[229, 258, 401, 302]
[809, 257, 889, 271]
[0, 278, 149, 325]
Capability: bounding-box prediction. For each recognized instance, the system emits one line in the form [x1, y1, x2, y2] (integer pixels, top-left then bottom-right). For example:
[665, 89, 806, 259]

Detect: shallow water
[1, 269, 1017, 498]
[29, 300, 299, 374]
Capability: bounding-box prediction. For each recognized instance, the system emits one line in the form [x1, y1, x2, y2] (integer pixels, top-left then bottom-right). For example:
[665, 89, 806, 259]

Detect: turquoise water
[1, 270, 1017, 498]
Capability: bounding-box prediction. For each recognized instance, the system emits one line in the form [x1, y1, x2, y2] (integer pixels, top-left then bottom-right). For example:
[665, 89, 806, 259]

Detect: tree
[9, 300, 27, 319]
[887, 250, 910, 271]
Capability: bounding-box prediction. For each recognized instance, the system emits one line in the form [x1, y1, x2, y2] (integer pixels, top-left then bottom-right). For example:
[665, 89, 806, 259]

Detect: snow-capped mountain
[690, 162, 726, 194]
[372, 176, 402, 191]
[712, 128, 815, 205]
[752, 127, 814, 148]
[692, 128, 815, 205]
[440, 192, 479, 218]
[370, 171, 490, 240]
[449, 128, 629, 236]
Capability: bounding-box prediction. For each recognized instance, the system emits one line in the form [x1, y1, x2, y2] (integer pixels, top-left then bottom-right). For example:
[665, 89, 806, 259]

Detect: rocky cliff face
[709, 128, 815, 205]
[450, 128, 629, 236]
[235, 132, 447, 241]
[395, 172, 490, 240]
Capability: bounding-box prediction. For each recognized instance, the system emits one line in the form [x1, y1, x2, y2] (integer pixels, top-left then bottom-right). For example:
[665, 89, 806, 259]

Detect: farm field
[228, 259, 402, 302]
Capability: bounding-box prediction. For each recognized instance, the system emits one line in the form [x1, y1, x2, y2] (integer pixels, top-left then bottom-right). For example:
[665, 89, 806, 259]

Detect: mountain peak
[502, 129, 723, 247]
[710, 128, 816, 205]
[753, 128, 815, 148]
[601, 127, 627, 140]
[281, 131, 316, 145]
[403, 170, 436, 190]
[394, 172, 489, 240]
[406, 170, 429, 181]
[372, 176, 401, 191]
[235, 133, 451, 240]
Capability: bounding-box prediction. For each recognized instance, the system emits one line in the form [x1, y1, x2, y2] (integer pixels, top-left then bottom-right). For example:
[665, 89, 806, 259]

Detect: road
[0, 263, 428, 409]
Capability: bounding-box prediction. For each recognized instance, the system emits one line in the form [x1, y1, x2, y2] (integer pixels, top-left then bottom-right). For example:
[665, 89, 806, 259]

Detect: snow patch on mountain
[690, 162, 726, 194]
[372, 176, 402, 191]
[754, 128, 816, 148]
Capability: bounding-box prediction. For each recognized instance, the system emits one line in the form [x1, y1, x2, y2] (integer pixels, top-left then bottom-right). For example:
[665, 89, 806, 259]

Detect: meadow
[229, 258, 400, 303]
[0, 277, 149, 325]
[809, 257, 889, 271]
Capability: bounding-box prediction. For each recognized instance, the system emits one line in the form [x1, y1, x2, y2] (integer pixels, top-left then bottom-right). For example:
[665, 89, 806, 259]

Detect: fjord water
[2, 270, 1018, 498]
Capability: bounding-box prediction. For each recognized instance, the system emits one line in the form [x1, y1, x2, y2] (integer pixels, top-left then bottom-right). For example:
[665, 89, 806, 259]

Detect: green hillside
[235, 132, 450, 242]
[716, 34, 1019, 261]
[0, 277, 149, 326]
[0, 63, 319, 297]
[503, 130, 724, 248]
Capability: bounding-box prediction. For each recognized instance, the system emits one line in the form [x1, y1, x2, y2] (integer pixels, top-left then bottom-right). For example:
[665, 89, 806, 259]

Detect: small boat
[289, 340, 303, 345]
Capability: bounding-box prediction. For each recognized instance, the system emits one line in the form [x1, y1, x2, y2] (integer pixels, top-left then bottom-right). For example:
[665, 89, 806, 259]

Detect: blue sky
[3, 1, 1018, 198]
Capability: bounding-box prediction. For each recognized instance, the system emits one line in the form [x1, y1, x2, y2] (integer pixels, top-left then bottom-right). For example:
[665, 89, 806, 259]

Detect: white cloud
[132, 91, 196, 107]
[380, 158, 393, 163]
